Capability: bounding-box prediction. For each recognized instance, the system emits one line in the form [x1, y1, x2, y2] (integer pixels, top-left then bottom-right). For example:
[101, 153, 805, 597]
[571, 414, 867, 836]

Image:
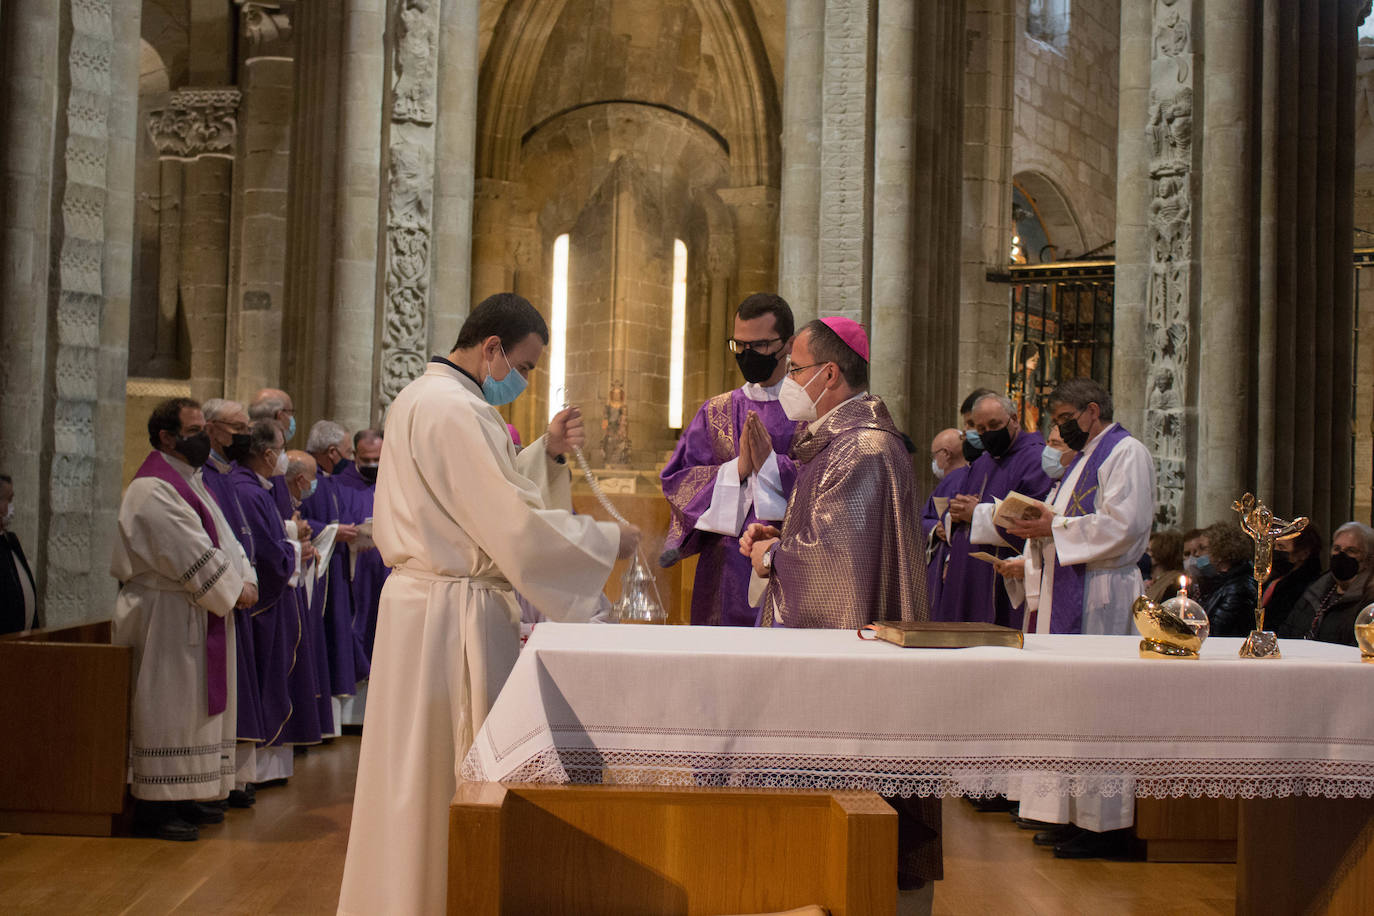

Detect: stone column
[226, 2, 295, 404]
[146, 88, 241, 402]
[1196, 0, 1255, 524]
[328, 0, 385, 429]
[777, 0, 825, 324]
[427, 0, 480, 357]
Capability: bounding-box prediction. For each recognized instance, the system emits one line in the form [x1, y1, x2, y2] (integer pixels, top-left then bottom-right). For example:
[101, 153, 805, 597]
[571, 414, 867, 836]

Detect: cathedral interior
[2, 0, 1374, 626]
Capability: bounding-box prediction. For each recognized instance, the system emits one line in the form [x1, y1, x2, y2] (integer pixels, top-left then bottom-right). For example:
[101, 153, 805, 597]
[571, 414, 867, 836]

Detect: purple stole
[1048, 424, 1132, 633]
[133, 451, 229, 716]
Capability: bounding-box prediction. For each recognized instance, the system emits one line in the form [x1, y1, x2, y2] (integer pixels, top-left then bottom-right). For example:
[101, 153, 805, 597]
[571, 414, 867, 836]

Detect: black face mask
[961, 439, 984, 463]
[1269, 551, 1294, 578]
[358, 464, 379, 485]
[224, 432, 252, 464]
[333, 457, 354, 475]
[1059, 416, 1090, 452]
[1330, 552, 1361, 583]
[735, 349, 780, 385]
[176, 431, 213, 468]
[982, 425, 1014, 459]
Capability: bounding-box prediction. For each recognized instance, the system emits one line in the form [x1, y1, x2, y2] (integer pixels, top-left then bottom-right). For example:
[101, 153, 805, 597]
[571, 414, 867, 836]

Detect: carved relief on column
[378, 0, 440, 410]
[1143, 0, 1196, 528]
[145, 88, 242, 161]
[46, 0, 115, 620]
[239, 2, 294, 61]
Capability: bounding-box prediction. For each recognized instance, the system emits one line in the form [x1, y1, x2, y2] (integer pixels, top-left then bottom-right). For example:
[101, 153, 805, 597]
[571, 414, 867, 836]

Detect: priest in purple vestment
[740, 316, 939, 901]
[921, 428, 971, 621]
[945, 393, 1054, 629]
[284, 450, 333, 739]
[336, 428, 389, 659]
[660, 293, 806, 627]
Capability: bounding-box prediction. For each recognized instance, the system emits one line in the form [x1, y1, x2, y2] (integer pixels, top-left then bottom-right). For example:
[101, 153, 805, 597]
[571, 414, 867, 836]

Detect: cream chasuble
[338, 360, 620, 916]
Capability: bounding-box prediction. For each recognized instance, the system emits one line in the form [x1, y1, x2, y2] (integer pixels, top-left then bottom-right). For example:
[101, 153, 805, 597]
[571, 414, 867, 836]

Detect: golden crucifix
[1232, 493, 1308, 658]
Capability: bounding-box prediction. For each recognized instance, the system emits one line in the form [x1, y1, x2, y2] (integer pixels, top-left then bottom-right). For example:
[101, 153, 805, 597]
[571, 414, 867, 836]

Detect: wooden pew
[450, 783, 897, 915]
[0, 621, 132, 836]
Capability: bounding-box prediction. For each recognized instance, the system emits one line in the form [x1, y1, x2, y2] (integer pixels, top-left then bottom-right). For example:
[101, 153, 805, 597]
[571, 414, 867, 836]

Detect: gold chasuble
[760, 394, 930, 628]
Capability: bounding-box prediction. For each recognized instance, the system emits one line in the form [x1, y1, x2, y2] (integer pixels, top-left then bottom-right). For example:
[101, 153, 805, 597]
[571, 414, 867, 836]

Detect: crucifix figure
[1232, 493, 1308, 656]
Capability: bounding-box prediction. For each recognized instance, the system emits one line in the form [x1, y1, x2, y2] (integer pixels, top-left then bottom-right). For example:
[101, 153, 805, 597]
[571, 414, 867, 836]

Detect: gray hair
[973, 393, 1017, 418]
[306, 420, 348, 455]
[1333, 522, 1374, 559]
[286, 453, 313, 479]
[1048, 378, 1115, 421]
[249, 419, 281, 457]
[248, 394, 288, 421]
[202, 398, 244, 422]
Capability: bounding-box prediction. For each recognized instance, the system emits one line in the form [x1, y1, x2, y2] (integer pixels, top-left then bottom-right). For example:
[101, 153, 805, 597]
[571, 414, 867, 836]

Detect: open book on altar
[991, 490, 1052, 529]
[859, 620, 1025, 649]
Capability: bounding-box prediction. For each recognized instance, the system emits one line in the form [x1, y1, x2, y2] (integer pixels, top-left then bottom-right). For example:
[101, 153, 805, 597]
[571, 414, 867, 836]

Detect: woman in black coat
[1261, 525, 1323, 636]
[1199, 521, 1257, 638]
[1277, 522, 1374, 646]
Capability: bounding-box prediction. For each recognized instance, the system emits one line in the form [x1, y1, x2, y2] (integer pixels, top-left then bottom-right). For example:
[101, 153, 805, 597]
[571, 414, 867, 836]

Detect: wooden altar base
[449, 783, 897, 916]
[1237, 796, 1374, 915]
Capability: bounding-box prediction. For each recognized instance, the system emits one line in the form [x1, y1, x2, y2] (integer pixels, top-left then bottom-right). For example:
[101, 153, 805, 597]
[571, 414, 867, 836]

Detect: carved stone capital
[146, 88, 243, 160]
[240, 2, 294, 61]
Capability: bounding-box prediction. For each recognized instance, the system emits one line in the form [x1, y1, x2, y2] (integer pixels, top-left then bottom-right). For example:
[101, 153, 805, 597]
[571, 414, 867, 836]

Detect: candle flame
[1178, 575, 1188, 590]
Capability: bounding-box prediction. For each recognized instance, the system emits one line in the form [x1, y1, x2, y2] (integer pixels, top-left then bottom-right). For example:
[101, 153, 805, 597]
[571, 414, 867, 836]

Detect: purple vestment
[939, 431, 1053, 628]
[227, 465, 301, 745]
[1048, 424, 1133, 633]
[267, 475, 332, 738]
[204, 462, 266, 742]
[919, 464, 971, 621]
[660, 387, 805, 627]
[301, 469, 370, 696]
[336, 463, 389, 659]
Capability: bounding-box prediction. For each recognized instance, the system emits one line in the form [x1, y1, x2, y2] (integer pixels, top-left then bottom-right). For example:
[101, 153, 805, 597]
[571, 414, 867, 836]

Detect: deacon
[303, 420, 369, 703]
[944, 393, 1053, 627]
[739, 316, 940, 912]
[660, 293, 806, 626]
[228, 420, 305, 783]
[921, 428, 971, 620]
[111, 398, 257, 841]
[338, 292, 640, 916]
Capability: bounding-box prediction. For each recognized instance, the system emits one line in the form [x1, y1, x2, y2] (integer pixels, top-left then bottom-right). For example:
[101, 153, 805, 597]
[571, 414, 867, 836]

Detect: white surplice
[338, 360, 621, 916]
[110, 453, 254, 802]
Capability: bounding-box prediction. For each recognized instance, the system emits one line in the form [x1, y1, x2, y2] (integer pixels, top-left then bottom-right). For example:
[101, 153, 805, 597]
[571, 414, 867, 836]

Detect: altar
[456, 624, 1374, 914]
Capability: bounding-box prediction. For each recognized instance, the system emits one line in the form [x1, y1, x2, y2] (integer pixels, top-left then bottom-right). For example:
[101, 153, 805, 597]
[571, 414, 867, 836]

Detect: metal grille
[991, 260, 1116, 433]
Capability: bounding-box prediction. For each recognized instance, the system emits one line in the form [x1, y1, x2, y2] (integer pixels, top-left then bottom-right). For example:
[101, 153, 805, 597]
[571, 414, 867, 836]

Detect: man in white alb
[338, 292, 640, 916]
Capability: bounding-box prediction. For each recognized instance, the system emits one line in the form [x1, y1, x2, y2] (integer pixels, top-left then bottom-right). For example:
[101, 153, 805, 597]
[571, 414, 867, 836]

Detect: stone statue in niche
[602, 381, 632, 467]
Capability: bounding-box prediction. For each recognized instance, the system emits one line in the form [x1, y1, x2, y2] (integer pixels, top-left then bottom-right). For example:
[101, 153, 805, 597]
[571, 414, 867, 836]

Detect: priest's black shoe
[133, 802, 199, 842]
[177, 801, 226, 825]
[967, 795, 1017, 813]
[1053, 827, 1136, 859]
[228, 784, 256, 808]
[1032, 824, 1081, 847]
[1016, 816, 1057, 830]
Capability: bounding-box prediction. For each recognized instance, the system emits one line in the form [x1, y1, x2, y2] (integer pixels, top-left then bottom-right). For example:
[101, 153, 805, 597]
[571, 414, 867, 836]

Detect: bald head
[284, 450, 318, 503]
[249, 388, 296, 441]
[931, 428, 966, 477]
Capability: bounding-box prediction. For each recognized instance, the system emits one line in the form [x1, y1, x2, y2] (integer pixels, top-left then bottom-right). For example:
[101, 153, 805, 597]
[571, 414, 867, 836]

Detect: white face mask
[1041, 444, 1067, 480]
[931, 458, 945, 480]
[778, 367, 826, 422]
[273, 450, 289, 477]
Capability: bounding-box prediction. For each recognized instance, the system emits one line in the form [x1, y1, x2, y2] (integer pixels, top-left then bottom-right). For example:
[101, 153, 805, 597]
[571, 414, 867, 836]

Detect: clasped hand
[947, 494, 979, 524]
[739, 522, 780, 577]
[547, 406, 584, 458]
[736, 412, 774, 478]
[1005, 510, 1054, 541]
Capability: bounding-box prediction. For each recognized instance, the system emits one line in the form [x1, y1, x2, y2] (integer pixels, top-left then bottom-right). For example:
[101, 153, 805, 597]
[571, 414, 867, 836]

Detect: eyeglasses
[728, 337, 782, 354]
[786, 361, 823, 377]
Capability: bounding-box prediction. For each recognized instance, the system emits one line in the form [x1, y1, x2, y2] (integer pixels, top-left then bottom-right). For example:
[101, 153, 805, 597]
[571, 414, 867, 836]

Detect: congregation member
[1278, 522, 1374, 645]
[995, 380, 1155, 860]
[229, 420, 306, 784]
[1262, 524, 1323, 635]
[339, 292, 640, 916]
[660, 293, 806, 626]
[0, 473, 38, 634]
[304, 421, 369, 703]
[944, 393, 1053, 627]
[921, 428, 970, 619]
[1198, 521, 1256, 637]
[111, 398, 257, 840]
[335, 428, 388, 659]
[1143, 529, 1186, 604]
[1182, 528, 1212, 603]
[739, 315, 939, 914]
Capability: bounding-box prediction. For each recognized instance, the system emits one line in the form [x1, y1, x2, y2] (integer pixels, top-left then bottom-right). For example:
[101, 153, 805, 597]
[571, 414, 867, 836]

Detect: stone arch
[1013, 169, 1087, 260]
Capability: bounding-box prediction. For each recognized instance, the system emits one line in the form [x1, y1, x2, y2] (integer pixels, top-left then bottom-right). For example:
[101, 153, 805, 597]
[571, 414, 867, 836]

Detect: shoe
[153, 817, 200, 842]
[1033, 824, 1082, 847]
[1016, 816, 1058, 830]
[967, 795, 1018, 813]
[1053, 827, 1137, 859]
[177, 801, 226, 825]
[228, 784, 256, 808]
[133, 802, 199, 842]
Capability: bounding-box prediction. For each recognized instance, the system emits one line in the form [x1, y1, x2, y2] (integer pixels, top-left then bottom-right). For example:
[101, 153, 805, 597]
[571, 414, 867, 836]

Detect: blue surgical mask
[286, 415, 296, 441]
[305, 478, 317, 500]
[964, 429, 982, 449]
[1041, 444, 1067, 480]
[1195, 555, 1216, 577]
[482, 345, 527, 406]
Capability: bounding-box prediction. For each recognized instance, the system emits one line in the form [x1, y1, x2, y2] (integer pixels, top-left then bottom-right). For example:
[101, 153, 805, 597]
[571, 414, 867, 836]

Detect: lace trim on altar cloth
[460, 749, 1374, 800]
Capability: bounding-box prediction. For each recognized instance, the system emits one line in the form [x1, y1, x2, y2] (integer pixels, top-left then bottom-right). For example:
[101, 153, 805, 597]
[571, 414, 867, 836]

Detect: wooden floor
[0, 735, 1235, 914]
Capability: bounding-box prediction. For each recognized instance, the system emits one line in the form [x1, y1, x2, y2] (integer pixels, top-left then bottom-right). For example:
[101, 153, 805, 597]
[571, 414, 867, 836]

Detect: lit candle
[1177, 575, 1187, 599]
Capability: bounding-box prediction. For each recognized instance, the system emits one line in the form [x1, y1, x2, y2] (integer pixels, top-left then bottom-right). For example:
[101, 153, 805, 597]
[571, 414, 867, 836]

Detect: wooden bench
[449, 782, 896, 915]
[0, 621, 131, 836]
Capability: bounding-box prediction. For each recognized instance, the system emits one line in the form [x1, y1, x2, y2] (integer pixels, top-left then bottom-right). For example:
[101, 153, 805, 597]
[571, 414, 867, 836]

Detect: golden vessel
[1132, 578, 1208, 659]
[1233, 493, 1307, 660]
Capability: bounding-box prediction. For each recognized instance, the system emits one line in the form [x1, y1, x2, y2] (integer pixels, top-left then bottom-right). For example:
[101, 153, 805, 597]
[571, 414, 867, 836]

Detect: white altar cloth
[461, 624, 1374, 800]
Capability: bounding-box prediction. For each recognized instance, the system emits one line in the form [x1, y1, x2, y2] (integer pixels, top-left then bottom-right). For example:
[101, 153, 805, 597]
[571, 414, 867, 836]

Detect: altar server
[338, 292, 639, 916]
[921, 428, 971, 620]
[111, 398, 256, 841]
[660, 293, 806, 626]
